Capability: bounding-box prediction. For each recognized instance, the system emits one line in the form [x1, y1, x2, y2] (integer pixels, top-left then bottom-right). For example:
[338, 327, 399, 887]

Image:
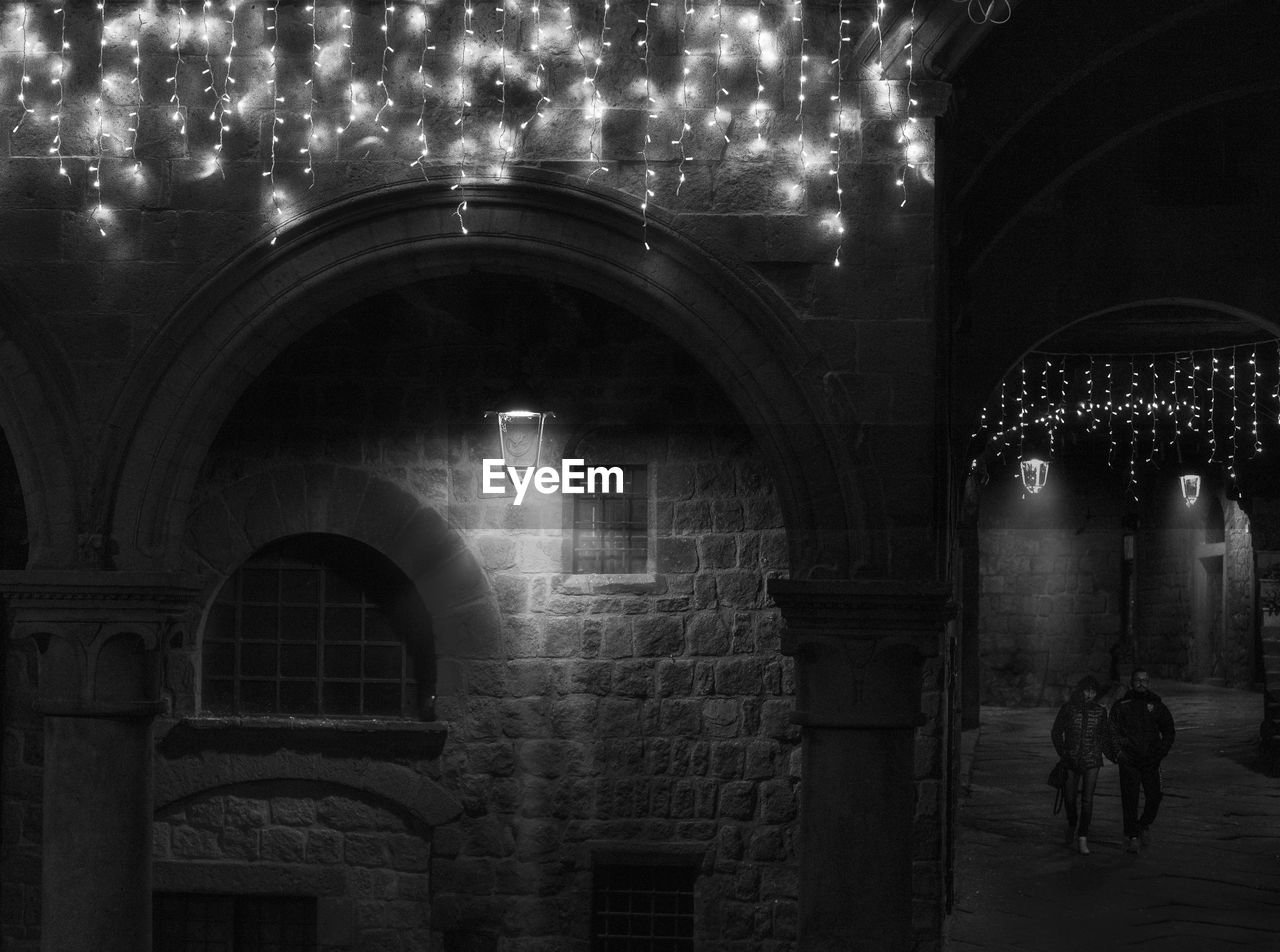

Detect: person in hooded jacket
[1050, 675, 1115, 855]
[1110, 667, 1176, 853]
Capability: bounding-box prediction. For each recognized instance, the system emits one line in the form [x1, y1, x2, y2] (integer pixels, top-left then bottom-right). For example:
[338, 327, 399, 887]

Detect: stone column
[0, 572, 200, 952]
[769, 579, 954, 952]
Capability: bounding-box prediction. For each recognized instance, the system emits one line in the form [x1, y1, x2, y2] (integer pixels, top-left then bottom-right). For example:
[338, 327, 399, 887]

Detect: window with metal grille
[153, 893, 316, 952]
[590, 863, 696, 952]
[571, 465, 649, 574]
[202, 535, 429, 718]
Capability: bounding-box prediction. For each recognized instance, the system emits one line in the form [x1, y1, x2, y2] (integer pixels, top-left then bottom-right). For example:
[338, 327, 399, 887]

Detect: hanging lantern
[1020, 456, 1049, 494]
[486, 408, 553, 473]
[1179, 472, 1201, 508]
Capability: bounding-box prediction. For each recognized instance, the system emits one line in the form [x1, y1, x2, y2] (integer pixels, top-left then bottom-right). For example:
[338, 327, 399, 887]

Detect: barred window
[154, 893, 316, 952]
[202, 535, 430, 718]
[591, 863, 696, 952]
[571, 465, 649, 574]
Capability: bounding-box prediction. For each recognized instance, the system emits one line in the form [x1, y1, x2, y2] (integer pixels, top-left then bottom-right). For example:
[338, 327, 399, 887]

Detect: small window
[202, 535, 430, 718]
[154, 893, 316, 952]
[591, 863, 696, 951]
[572, 465, 649, 574]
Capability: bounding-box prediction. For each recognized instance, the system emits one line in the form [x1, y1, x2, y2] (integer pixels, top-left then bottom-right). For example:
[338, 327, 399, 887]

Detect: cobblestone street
[947, 681, 1280, 951]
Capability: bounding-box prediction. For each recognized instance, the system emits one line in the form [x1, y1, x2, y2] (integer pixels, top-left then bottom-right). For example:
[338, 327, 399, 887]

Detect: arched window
[201, 535, 433, 718]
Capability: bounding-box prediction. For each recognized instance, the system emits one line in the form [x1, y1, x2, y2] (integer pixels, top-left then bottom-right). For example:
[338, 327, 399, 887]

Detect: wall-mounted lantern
[1020, 456, 1049, 494]
[1179, 472, 1201, 508]
[486, 395, 554, 473]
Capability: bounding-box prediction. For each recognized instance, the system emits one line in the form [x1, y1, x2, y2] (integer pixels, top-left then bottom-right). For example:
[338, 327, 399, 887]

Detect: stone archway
[104, 172, 869, 580]
[184, 463, 501, 696]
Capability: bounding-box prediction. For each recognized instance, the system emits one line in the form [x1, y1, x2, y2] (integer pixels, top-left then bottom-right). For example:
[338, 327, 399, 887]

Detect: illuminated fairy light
[793, 0, 808, 202]
[410, 3, 436, 176]
[201, 1, 219, 158]
[568, 0, 611, 182]
[829, 3, 850, 266]
[710, 0, 729, 145]
[90, 1, 107, 236]
[266, 0, 284, 234]
[873, 0, 886, 78]
[1252, 346, 1262, 454]
[1229, 346, 1239, 475]
[520, 0, 550, 134]
[637, 0, 656, 249]
[452, 3, 475, 234]
[752, 1, 765, 146]
[675, 0, 693, 195]
[373, 1, 396, 134]
[495, 0, 511, 174]
[168, 2, 189, 149]
[896, 1, 918, 208]
[49, 2, 68, 179]
[127, 12, 144, 177]
[12, 4, 34, 134]
[302, 3, 318, 184]
[1209, 352, 1218, 461]
[338, 5, 355, 137]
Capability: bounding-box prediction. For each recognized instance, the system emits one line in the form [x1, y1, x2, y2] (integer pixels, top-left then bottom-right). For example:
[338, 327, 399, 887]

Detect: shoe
[1127, 837, 1140, 853]
[1139, 827, 1151, 846]
[1077, 837, 1090, 855]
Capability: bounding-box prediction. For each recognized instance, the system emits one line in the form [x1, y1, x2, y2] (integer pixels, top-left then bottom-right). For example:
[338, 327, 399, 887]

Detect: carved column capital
[0, 571, 202, 716]
[769, 579, 955, 729]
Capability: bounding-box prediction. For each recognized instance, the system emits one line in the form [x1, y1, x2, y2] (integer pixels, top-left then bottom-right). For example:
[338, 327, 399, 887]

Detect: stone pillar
[0, 572, 200, 952]
[769, 579, 954, 952]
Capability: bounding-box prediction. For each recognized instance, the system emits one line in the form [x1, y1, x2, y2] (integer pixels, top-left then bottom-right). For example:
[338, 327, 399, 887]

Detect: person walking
[1110, 668, 1176, 853]
[1050, 675, 1114, 855]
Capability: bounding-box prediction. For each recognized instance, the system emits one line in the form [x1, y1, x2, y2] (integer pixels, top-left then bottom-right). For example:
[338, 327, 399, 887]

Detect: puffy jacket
[1110, 689, 1175, 766]
[1051, 697, 1114, 771]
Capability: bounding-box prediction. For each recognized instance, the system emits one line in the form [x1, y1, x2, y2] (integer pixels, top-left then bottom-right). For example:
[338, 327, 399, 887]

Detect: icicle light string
[521, 0, 549, 136]
[50, 2, 68, 179]
[752, 0, 765, 147]
[374, 1, 395, 134]
[675, 0, 693, 195]
[973, 342, 1280, 497]
[266, 0, 284, 240]
[91, 1, 106, 236]
[896, 0, 917, 207]
[830, 1, 850, 267]
[793, 0, 807, 205]
[303, 2, 318, 184]
[637, 0, 656, 250]
[496, 0, 510, 176]
[711, 0, 728, 146]
[338, 4, 355, 137]
[13, 4, 34, 134]
[127, 12, 143, 177]
[453, 1, 475, 234]
[411, 2, 435, 177]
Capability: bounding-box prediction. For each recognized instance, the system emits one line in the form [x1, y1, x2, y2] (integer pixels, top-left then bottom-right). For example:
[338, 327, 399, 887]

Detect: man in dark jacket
[1110, 668, 1176, 852]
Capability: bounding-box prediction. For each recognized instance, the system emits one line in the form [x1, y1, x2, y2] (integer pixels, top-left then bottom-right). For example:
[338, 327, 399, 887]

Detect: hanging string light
[710, 0, 729, 146]
[1252, 345, 1262, 455]
[452, 2, 475, 234]
[373, 2, 396, 135]
[302, 2, 318, 185]
[829, 2, 850, 267]
[410, 2, 436, 176]
[127, 12, 144, 177]
[495, 0, 511, 175]
[637, 0, 656, 249]
[338, 5, 355, 137]
[13, 4, 34, 135]
[168, 1, 189, 149]
[674, 0, 693, 195]
[793, 0, 808, 204]
[520, 0, 550, 135]
[49, 2, 69, 179]
[752, 0, 766, 147]
[266, 0, 285, 241]
[896, 1, 918, 208]
[90, 1, 107, 237]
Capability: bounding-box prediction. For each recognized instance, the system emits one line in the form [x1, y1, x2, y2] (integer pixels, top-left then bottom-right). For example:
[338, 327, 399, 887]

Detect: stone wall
[977, 462, 1125, 706]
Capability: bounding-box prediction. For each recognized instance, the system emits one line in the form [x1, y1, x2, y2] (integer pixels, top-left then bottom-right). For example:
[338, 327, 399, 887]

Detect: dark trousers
[1063, 766, 1099, 836]
[1118, 760, 1163, 837]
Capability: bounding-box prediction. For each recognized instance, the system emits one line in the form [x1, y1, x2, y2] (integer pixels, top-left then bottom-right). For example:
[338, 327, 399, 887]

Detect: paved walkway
[946, 680, 1280, 951]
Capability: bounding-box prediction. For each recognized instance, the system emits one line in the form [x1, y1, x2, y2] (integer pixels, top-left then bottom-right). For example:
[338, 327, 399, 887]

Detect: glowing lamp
[486, 380, 553, 473]
[1020, 457, 1049, 494]
[1179, 473, 1201, 508]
